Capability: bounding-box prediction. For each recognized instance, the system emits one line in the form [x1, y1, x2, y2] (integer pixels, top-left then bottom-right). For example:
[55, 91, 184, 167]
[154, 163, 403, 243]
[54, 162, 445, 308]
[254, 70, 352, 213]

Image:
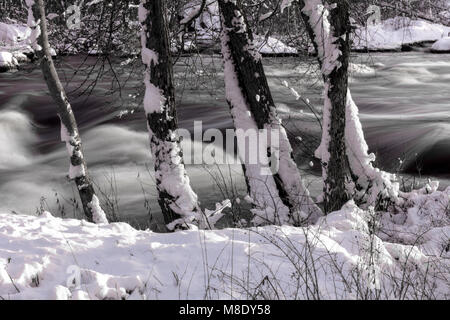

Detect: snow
[0, 11, 57, 71]
[254, 36, 298, 55]
[181, 0, 221, 44]
[139, 3, 166, 115]
[88, 195, 108, 225]
[432, 37, 450, 52]
[0, 187, 447, 300]
[60, 123, 86, 180]
[300, 0, 399, 207]
[0, 23, 33, 70]
[221, 25, 291, 226]
[139, 1, 201, 228]
[0, 51, 18, 69]
[301, 0, 341, 184]
[180, 1, 297, 55]
[349, 63, 376, 76]
[0, 22, 31, 45]
[219, 1, 321, 225]
[345, 91, 400, 206]
[353, 17, 450, 51]
[26, 0, 42, 52]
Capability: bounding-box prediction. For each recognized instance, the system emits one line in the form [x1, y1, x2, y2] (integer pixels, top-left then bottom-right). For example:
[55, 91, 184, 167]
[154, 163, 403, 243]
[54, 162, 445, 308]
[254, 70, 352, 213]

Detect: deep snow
[0, 186, 448, 300]
[432, 37, 450, 52]
[353, 17, 450, 51]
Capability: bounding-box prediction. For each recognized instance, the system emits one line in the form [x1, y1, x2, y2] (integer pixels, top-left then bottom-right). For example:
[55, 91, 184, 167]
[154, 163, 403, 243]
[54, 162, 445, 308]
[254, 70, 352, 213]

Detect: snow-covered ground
[353, 17, 450, 51]
[432, 37, 450, 52]
[255, 36, 298, 55]
[2, 14, 450, 66]
[0, 22, 30, 45]
[0, 22, 58, 71]
[0, 51, 18, 71]
[0, 23, 33, 71]
[1, 186, 448, 300]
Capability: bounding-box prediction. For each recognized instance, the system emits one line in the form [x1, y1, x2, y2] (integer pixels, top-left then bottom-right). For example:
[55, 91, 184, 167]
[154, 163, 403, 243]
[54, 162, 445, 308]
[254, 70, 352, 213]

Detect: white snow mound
[0, 187, 448, 300]
[0, 51, 18, 69]
[353, 17, 450, 51]
[0, 22, 31, 45]
[255, 36, 297, 55]
[432, 37, 450, 52]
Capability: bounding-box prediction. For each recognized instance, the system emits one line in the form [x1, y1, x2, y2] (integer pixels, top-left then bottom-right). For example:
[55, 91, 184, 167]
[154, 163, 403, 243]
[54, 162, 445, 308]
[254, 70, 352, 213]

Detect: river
[0, 51, 449, 229]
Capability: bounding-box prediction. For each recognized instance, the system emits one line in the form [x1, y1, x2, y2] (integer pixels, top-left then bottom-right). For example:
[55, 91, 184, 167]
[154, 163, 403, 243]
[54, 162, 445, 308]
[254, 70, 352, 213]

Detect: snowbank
[0, 22, 31, 45]
[0, 22, 58, 71]
[353, 17, 450, 51]
[0, 51, 18, 71]
[348, 63, 376, 76]
[0, 23, 32, 71]
[431, 37, 450, 53]
[255, 36, 298, 55]
[0, 23, 33, 71]
[0, 187, 448, 300]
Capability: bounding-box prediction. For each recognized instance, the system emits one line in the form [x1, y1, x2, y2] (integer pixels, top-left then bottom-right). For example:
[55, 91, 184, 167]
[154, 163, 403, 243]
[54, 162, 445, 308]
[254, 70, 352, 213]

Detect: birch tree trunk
[139, 0, 202, 231]
[27, 0, 108, 224]
[219, 0, 322, 225]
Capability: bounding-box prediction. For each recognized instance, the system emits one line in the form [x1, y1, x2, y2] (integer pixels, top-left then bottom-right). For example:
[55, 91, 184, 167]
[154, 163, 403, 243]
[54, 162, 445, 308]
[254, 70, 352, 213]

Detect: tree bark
[299, 0, 351, 213]
[298, 0, 398, 211]
[322, 1, 352, 213]
[219, 0, 322, 225]
[28, 0, 107, 224]
[139, 0, 202, 230]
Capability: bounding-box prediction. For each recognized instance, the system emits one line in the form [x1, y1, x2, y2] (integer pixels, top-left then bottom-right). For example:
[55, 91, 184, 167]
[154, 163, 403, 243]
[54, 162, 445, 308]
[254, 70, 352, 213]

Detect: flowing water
[0, 51, 449, 228]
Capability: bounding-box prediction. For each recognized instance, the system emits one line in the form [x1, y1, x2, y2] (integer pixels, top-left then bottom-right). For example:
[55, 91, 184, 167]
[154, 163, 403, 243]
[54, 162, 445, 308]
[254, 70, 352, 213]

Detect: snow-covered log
[139, 0, 202, 231]
[218, 0, 322, 226]
[26, 0, 108, 224]
[299, 0, 400, 210]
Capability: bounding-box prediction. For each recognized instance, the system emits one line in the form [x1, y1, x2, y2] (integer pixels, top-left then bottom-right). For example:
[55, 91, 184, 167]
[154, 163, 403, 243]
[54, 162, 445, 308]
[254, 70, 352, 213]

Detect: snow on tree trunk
[139, 0, 202, 231]
[299, 0, 400, 210]
[27, 0, 108, 224]
[218, 0, 322, 225]
[345, 91, 400, 208]
[299, 0, 351, 213]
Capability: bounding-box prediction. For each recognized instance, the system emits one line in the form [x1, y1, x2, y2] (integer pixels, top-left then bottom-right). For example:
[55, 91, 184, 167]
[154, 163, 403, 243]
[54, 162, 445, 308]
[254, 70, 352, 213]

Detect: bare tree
[218, 0, 322, 226]
[139, 0, 202, 231]
[27, 0, 108, 224]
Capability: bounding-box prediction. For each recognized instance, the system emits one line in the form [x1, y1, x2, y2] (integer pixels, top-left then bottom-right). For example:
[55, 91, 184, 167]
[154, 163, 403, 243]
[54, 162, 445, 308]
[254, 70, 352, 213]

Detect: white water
[0, 52, 448, 229]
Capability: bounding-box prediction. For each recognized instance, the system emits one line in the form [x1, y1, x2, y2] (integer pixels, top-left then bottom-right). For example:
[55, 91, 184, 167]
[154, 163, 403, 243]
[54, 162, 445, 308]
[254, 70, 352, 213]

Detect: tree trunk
[219, 0, 322, 225]
[302, 0, 351, 213]
[299, 0, 399, 210]
[323, 1, 352, 213]
[139, 0, 202, 231]
[27, 0, 108, 224]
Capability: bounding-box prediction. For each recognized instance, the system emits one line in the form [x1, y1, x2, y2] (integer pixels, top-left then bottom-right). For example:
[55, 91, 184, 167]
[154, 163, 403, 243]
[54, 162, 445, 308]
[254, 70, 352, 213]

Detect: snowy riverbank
[2, 15, 450, 72]
[1, 186, 448, 300]
[353, 17, 450, 52]
[0, 22, 52, 72]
